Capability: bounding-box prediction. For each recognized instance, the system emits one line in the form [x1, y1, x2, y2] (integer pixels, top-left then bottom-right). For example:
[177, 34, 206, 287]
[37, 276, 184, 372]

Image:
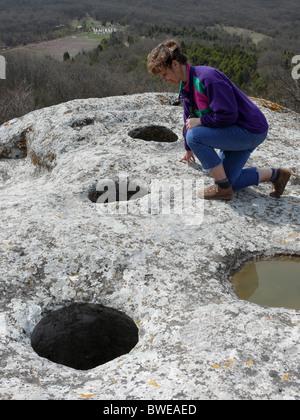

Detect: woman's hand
[185, 117, 201, 132]
[179, 150, 195, 165]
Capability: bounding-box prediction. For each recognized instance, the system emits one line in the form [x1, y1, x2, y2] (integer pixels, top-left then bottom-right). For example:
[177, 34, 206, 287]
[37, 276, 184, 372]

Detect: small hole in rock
[31, 303, 139, 370]
[128, 125, 178, 143]
[71, 118, 94, 128]
[231, 256, 300, 309]
[0, 130, 28, 159]
[88, 179, 149, 203]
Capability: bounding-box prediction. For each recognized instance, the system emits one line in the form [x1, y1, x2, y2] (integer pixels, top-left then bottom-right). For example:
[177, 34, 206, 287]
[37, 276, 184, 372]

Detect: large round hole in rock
[31, 303, 139, 370]
[128, 125, 178, 143]
[231, 256, 300, 309]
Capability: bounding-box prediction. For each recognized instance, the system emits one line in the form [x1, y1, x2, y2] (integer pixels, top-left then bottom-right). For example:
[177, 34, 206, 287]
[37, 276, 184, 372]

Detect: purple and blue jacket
[179, 64, 269, 150]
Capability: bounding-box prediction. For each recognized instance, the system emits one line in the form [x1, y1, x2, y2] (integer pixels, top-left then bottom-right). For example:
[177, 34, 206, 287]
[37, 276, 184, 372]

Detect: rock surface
[0, 92, 299, 400]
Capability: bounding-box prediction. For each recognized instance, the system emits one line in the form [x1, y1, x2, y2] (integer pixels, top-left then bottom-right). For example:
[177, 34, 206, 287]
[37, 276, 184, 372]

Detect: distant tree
[63, 51, 70, 61]
[127, 35, 134, 45]
[101, 38, 109, 50]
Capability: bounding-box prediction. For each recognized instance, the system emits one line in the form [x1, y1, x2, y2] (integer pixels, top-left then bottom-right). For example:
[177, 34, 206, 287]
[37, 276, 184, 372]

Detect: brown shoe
[269, 168, 291, 198]
[196, 184, 234, 200]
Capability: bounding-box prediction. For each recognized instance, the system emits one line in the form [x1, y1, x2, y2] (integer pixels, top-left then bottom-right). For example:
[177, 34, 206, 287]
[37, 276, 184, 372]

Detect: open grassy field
[209, 25, 272, 44]
[7, 16, 126, 61]
[8, 35, 102, 61]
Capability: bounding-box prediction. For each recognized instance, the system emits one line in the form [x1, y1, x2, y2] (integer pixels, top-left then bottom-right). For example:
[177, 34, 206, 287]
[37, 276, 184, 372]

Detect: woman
[147, 40, 291, 200]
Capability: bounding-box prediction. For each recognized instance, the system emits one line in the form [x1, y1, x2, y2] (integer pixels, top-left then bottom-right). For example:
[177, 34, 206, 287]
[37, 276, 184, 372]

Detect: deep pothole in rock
[71, 118, 94, 128]
[128, 125, 178, 143]
[88, 178, 149, 203]
[31, 303, 139, 370]
[231, 256, 300, 310]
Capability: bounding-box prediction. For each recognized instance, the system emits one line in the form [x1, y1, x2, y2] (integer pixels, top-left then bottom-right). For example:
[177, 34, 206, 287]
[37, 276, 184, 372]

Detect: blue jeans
[186, 125, 268, 191]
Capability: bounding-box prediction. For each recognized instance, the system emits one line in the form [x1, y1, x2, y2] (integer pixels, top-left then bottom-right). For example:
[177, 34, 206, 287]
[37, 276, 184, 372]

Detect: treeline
[145, 25, 219, 42]
[0, 25, 299, 125]
[0, 0, 299, 47]
[182, 43, 260, 91]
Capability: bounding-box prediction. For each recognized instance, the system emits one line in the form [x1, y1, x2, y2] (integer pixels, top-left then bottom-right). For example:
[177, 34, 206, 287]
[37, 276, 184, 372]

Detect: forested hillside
[0, 0, 299, 124]
[0, 0, 299, 46]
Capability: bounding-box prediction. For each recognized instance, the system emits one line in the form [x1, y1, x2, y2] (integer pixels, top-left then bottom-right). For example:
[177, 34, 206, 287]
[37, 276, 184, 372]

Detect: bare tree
[271, 69, 300, 111]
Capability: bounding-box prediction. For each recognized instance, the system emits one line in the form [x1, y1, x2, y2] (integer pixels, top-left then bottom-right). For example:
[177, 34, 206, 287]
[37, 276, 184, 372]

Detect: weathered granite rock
[0, 92, 299, 400]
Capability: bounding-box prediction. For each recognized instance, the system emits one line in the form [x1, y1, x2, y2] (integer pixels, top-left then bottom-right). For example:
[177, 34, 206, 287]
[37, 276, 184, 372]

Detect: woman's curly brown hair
[147, 40, 188, 75]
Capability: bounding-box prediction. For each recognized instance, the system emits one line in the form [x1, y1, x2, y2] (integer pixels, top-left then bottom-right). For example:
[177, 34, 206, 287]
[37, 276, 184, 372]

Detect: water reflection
[231, 257, 300, 309]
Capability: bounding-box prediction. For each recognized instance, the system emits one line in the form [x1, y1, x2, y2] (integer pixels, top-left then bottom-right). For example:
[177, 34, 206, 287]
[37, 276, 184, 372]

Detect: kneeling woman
[147, 40, 291, 200]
